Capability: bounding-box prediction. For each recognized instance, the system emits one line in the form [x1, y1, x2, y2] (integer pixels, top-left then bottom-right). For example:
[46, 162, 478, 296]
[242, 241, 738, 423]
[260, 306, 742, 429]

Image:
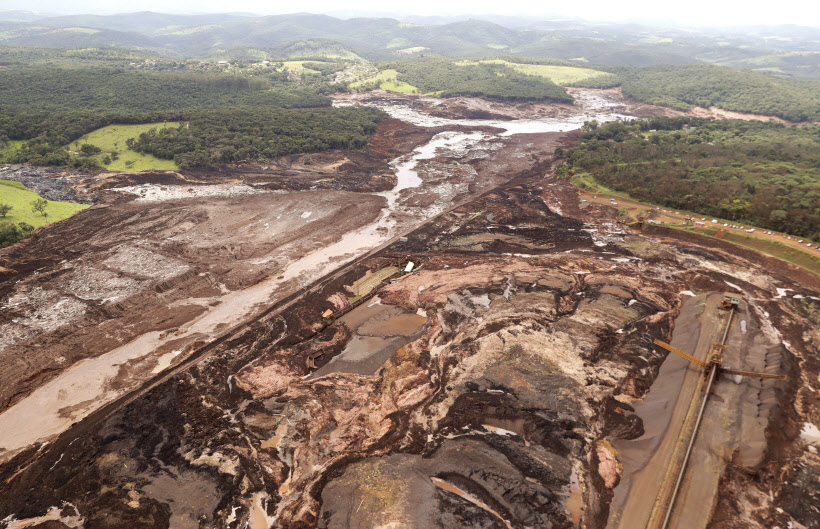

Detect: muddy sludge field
[1, 92, 819, 529]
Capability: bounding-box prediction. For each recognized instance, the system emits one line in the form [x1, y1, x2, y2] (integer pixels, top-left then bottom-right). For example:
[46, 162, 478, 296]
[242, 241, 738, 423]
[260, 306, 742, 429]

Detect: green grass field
[570, 171, 630, 197]
[456, 60, 611, 86]
[70, 122, 180, 171]
[349, 69, 418, 93]
[0, 180, 89, 228]
[386, 38, 411, 49]
[278, 60, 325, 74]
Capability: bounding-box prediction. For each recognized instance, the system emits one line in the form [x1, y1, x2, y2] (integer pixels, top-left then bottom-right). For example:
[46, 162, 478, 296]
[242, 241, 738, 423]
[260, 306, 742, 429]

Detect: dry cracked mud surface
[1, 91, 819, 529]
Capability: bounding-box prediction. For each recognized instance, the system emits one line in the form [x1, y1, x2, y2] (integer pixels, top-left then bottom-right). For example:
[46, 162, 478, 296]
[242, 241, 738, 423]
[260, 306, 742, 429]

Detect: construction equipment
[650, 296, 786, 529]
[654, 295, 785, 382]
[653, 339, 786, 381]
[720, 296, 740, 310]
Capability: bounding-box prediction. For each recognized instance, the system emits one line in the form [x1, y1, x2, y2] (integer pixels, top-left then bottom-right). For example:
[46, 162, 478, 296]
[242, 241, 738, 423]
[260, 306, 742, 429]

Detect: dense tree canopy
[128, 107, 386, 168]
[0, 62, 387, 168]
[565, 117, 820, 239]
[616, 65, 820, 122]
[0, 66, 330, 114]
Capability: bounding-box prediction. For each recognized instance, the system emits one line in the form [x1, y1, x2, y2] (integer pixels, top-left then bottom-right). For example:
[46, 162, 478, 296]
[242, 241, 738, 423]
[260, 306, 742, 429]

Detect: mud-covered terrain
[1, 92, 819, 529]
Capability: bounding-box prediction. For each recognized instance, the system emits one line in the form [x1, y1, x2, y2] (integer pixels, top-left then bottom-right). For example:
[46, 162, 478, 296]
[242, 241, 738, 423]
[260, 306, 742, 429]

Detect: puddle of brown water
[261, 424, 288, 450]
[366, 313, 427, 336]
[338, 336, 394, 362]
[566, 467, 583, 527]
[249, 492, 276, 529]
[140, 469, 221, 529]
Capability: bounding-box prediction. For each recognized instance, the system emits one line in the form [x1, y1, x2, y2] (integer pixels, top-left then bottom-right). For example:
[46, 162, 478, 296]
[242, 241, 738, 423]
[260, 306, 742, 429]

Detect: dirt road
[581, 191, 820, 257]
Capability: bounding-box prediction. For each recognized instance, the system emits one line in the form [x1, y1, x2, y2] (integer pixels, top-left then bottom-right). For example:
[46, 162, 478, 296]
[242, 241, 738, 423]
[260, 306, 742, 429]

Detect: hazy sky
[1, 0, 818, 26]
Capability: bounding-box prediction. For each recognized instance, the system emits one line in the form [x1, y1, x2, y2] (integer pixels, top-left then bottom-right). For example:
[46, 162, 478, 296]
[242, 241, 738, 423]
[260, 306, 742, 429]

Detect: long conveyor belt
[653, 306, 735, 529]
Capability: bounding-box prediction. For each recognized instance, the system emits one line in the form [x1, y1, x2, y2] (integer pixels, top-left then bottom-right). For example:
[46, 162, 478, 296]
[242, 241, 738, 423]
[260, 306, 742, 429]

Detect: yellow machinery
[653, 339, 786, 381]
[654, 294, 785, 381]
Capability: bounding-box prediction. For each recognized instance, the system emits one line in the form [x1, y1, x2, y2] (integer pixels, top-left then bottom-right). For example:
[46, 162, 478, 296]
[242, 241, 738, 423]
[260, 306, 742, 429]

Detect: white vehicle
[746, 229, 755, 233]
[723, 223, 728, 227]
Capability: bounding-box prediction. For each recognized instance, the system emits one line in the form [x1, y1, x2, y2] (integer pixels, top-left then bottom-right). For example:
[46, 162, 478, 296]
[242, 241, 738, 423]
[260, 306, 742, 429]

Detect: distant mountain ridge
[0, 10, 817, 69]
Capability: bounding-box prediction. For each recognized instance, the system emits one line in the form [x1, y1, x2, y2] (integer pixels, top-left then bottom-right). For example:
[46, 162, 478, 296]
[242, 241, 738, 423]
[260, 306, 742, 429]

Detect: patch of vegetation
[568, 171, 623, 196]
[711, 51, 820, 80]
[0, 66, 331, 114]
[0, 61, 383, 169]
[0, 139, 24, 163]
[677, 226, 820, 277]
[456, 59, 616, 86]
[0, 45, 161, 68]
[0, 220, 35, 249]
[128, 107, 386, 168]
[721, 231, 820, 274]
[386, 38, 411, 49]
[0, 179, 89, 229]
[278, 60, 326, 74]
[349, 69, 419, 93]
[564, 117, 820, 239]
[69, 123, 181, 171]
[383, 57, 573, 103]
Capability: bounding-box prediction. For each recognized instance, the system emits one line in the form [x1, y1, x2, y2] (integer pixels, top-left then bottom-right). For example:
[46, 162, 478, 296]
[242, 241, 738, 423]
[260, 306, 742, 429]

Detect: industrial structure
[648, 295, 786, 529]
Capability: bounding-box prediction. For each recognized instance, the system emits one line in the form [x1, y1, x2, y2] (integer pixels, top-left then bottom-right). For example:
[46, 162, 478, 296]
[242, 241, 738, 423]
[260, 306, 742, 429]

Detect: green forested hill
[617, 65, 820, 121]
[0, 63, 382, 169]
[370, 57, 573, 102]
[0, 67, 329, 114]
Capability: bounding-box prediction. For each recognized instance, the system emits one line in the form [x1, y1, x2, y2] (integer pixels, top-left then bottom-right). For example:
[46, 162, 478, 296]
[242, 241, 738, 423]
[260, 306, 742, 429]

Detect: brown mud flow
[0, 92, 818, 529]
[0, 91, 581, 462]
